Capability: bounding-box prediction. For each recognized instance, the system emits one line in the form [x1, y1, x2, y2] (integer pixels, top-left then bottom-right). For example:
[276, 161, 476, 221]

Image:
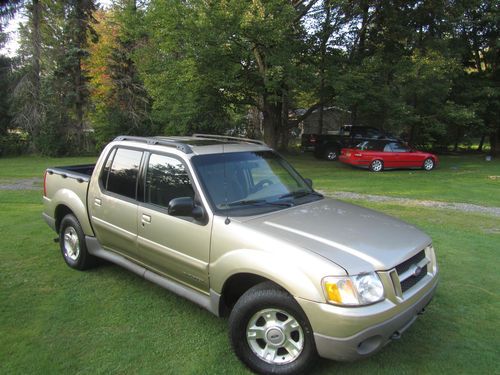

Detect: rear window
[102, 148, 143, 199]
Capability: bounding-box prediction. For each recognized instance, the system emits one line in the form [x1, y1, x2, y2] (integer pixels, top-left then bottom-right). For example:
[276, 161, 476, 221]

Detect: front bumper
[297, 273, 438, 361]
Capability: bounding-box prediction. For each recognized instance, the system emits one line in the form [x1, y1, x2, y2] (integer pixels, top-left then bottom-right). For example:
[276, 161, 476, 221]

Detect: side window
[99, 147, 116, 189]
[384, 143, 395, 152]
[145, 154, 194, 208]
[392, 143, 409, 152]
[105, 148, 143, 199]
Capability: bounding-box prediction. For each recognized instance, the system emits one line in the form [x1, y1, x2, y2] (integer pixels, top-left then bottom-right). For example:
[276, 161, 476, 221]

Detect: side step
[85, 236, 220, 316]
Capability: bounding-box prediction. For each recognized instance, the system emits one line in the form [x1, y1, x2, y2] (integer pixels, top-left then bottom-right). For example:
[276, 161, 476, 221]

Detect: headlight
[322, 272, 384, 306]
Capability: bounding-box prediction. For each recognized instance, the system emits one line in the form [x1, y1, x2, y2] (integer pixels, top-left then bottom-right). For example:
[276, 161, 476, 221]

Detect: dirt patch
[0, 178, 43, 191]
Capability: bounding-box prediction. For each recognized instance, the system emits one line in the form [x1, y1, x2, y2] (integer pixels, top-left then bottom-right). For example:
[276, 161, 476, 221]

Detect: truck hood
[241, 198, 431, 274]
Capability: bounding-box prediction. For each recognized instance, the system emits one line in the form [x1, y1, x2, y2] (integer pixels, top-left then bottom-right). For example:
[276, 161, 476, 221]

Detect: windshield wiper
[278, 190, 323, 200]
[224, 199, 294, 208]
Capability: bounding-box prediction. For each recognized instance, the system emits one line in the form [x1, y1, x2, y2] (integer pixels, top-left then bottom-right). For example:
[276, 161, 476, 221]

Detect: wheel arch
[50, 188, 94, 236]
[54, 204, 74, 233]
[219, 273, 290, 317]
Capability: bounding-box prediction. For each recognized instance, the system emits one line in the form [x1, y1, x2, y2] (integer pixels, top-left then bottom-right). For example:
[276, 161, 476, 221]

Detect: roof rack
[113, 136, 193, 154]
[192, 133, 267, 146]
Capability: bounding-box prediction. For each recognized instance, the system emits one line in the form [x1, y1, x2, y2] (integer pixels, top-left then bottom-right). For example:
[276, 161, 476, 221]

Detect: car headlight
[322, 272, 384, 306]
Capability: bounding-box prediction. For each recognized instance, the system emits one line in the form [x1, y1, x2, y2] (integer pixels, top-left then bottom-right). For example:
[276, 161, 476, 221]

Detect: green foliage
[0, 132, 29, 156]
[1, 0, 499, 154]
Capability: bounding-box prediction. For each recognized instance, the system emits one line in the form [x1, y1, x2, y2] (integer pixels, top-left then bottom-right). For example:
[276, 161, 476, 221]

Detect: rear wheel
[369, 159, 384, 172]
[229, 282, 317, 374]
[423, 158, 435, 171]
[59, 214, 96, 270]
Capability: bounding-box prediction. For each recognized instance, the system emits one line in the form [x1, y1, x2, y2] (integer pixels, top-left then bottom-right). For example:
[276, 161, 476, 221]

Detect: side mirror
[168, 197, 205, 220]
[304, 178, 313, 188]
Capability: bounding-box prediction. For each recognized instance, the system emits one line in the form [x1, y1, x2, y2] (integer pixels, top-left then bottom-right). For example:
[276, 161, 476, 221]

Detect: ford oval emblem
[413, 266, 422, 277]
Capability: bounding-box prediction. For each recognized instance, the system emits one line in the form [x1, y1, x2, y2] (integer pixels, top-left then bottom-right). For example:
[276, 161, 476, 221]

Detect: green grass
[0, 155, 97, 180]
[1, 154, 499, 374]
[287, 153, 500, 207]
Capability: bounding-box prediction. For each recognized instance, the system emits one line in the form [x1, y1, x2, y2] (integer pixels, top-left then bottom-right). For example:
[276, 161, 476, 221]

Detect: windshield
[191, 151, 322, 216]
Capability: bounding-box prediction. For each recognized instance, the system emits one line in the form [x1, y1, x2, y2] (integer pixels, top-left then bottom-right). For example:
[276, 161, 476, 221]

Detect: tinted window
[145, 154, 194, 208]
[106, 148, 143, 199]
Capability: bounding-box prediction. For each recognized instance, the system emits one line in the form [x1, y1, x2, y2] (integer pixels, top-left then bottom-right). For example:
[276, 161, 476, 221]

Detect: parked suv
[43, 134, 438, 374]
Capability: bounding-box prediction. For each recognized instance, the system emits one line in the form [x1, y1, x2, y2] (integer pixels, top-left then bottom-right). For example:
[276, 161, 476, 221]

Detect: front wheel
[59, 214, 96, 270]
[423, 158, 435, 171]
[229, 282, 317, 375]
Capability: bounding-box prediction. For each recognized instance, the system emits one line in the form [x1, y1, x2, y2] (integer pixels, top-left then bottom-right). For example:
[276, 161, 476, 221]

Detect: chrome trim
[398, 257, 430, 282]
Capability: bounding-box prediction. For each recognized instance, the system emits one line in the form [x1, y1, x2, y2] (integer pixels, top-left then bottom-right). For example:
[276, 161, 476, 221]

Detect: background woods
[0, 0, 498, 155]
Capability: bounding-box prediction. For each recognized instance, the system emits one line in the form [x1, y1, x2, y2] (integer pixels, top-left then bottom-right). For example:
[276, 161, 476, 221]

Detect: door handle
[141, 214, 151, 225]
[94, 198, 102, 206]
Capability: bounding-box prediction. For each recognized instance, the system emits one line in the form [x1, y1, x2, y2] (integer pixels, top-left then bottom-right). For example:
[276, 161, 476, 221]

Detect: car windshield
[191, 151, 322, 216]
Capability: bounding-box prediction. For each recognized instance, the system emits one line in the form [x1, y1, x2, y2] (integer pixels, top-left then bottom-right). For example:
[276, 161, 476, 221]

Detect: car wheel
[229, 282, 317, 375]
[324, 147, 338, 161]
[59, 214, 96, 270]
[423, 158, 435, 171]
[369, 159, 384, 172]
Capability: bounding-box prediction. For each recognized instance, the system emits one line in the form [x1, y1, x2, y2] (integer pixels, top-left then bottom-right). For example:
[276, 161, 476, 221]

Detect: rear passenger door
[136, 153, 211, 293]
[89, 147, 143, 259]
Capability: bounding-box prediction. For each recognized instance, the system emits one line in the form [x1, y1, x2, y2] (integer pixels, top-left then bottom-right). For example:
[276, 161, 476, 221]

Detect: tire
[369, 159, 384, 172]
[323, 147, 338, 161]
[59, 214, 96, 270]
[229, 282, 317, 375]
[423, 158, 435, 171]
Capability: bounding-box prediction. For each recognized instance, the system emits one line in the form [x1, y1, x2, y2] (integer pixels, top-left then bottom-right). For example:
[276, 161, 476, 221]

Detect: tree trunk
[30, 0, 41, 151]
[478, 134, 485, 152]
[262, 99, 281, 149]
[318, 0, 331, 135]
[490, 130, 499, 156]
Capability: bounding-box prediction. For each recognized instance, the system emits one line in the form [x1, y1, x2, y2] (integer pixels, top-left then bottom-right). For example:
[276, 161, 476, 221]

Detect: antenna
[223, 142, 230, 225]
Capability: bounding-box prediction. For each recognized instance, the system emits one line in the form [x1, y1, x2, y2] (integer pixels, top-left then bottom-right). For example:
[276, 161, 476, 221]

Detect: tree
[86, 1, 155, 148]
[138, 0, 322, 149]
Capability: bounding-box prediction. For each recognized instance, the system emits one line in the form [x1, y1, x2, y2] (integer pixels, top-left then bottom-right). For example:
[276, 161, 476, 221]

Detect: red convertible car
[339, 140, 439, 172]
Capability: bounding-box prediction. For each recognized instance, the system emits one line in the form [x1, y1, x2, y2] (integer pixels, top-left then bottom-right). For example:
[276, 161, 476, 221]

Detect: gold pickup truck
[43, 134, 438, 374]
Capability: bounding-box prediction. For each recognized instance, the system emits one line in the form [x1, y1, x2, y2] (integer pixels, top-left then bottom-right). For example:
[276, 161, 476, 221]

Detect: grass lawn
[0, 154, 499, 374]
[288, 153, 500, 207]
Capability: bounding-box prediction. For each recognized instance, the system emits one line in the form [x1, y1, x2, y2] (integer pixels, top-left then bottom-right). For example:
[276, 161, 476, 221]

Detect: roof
[113, 134, 271, 156]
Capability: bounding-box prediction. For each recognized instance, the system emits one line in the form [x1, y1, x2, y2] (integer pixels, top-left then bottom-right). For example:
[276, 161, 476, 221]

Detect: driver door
[136, 153, 211, 293]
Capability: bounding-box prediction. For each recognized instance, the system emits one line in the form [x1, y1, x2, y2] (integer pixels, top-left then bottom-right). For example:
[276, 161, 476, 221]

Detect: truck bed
[46, 164, 95, 182]
[43, 164, 96, 236]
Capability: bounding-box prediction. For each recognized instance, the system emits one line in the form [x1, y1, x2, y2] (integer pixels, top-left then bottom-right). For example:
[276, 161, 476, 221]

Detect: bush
[0, 133, 29, 156]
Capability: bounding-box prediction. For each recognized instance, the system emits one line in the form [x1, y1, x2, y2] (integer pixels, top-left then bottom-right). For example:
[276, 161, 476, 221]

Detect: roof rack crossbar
[113, 136, 193, 154]
[192, 133, 267, 146]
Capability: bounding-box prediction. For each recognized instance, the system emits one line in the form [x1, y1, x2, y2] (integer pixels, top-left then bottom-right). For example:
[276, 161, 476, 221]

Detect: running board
[85, 236, 220, 316]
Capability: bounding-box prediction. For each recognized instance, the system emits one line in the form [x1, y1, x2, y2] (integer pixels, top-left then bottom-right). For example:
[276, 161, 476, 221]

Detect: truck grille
[395, 250, 428, 293]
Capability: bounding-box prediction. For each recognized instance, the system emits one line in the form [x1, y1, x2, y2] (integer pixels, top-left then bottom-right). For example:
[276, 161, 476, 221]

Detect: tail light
[310, 135, 317, 144]
[43, 170, 47, 197]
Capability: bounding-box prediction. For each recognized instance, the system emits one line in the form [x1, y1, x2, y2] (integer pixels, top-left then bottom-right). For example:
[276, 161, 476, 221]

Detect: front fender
[210, 248, 333, 303]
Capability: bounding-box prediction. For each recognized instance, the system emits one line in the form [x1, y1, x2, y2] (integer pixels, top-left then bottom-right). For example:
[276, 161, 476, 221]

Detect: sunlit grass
[0, 154, 498, 374]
